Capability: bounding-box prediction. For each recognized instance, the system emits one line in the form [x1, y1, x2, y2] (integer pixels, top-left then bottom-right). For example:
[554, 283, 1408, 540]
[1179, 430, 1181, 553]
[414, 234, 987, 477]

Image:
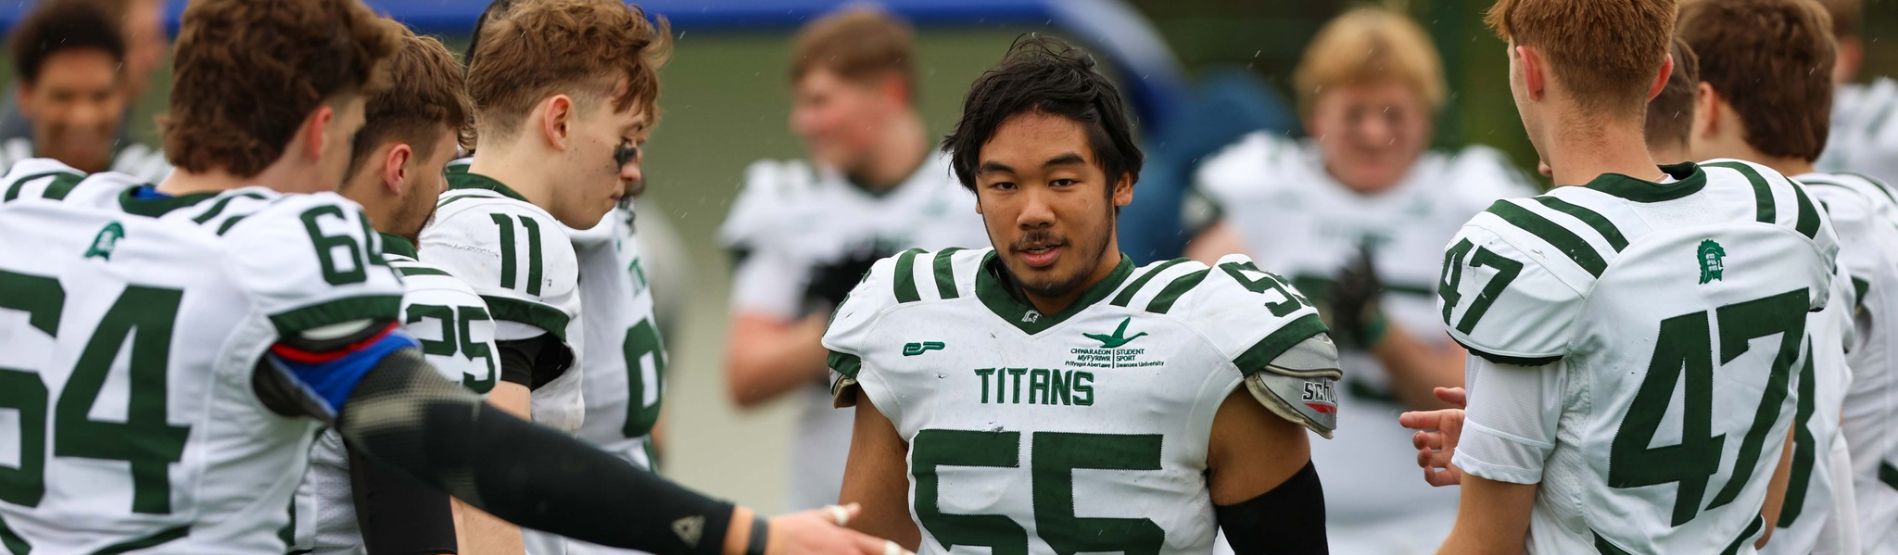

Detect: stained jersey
[291, 234, 501, 554]
[0, 160, 409, 553]
[1797, 172, 1898, 554]
[1819, 77, 1898, 189]
[423, 167, 585, 433]
[1190, 131, 1535, 531]
[1441, 161, 1838, 554]
[721, 153, 987, 510]
[0, 138, 173, 185]
[824, 249, 1342, 555]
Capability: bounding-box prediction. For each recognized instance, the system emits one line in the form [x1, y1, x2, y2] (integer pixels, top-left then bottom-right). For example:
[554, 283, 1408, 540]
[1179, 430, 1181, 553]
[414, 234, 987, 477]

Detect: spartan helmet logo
[1022, 310, 1042, 323]
[84, 221, 126, 261]
[1698, 239, 1726, 284]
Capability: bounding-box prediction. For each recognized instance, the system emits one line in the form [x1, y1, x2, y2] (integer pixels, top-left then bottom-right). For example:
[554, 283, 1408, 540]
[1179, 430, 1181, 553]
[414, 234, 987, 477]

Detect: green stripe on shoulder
[1111, 258, 1187, 307]
[1451, 336, 1563, 366]
[1707, 162, 1776, 224]
[1788, 179, 1820, 239]
[268, 295, 402, 336]
[398, 265, 453, 278]
[931, 248, 964, 300]
[4, 170, 82, 202]
[1144, 267, 1210, 314]
[1486, 200, 1608, 277]
[1532, 196, 1628, 251]
[1231, 314, 1328, 374]
[481, 295, 571, 341]
[190, 192, 267, 224]
[892, 248, 926, 303]
[38, 173, 83, 201]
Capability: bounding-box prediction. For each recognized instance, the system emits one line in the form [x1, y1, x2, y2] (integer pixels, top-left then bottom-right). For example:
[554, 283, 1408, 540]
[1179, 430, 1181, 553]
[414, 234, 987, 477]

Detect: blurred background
[2, 0, 1894, 514]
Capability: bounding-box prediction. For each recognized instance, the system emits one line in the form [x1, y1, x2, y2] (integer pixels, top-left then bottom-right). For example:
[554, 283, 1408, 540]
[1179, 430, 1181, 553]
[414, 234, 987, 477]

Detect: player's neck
[848, 112, 929, 191]
[467, 145, 555, 209]
[158, 163, 298, 196]
[1541, 117, 1663, 187]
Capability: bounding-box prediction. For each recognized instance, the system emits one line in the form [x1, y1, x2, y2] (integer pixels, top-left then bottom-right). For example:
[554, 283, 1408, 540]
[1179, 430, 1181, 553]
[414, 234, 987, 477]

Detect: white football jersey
[0, 138, 173, 186]
[1818, 77, 1898, 189]
[1797, 172, 1898, 554]
[292, 235, 501, 554]
[824, 249, 1341, 555]
[1191, 132, 1534, 530]
[424, 168, 585, 433]
[720, 153, 987, 509]
[0, 160, 406, 553]
[1443, 161, 1838, 554]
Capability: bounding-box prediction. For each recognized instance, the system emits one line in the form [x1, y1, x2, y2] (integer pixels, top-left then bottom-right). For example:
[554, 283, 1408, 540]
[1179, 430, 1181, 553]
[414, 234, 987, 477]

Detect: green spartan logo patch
[1698, 239, 1726, 284]
[85, 221, 126, 261]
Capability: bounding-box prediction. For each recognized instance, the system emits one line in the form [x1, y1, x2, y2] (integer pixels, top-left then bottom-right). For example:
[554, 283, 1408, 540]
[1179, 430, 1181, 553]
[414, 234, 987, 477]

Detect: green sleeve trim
[397, 265, 452, 278]
[1450, 336, 1563, 366]
[1231, 314, 1329, 375]
[1707, 161, 1777, 225]
[38, 173, 84, 201]
[0, 514, 27, 555]
[892, 248, 926, 303]
[96, 525, 189, 554]
[1144, 268, 1210, 314]
[828, 350, 862, 379]
[1788, 177, 1821, 239]
[480, 295, 571, 341]
[932, 248, 964, 300]
[268, 295, 402, 336]
[1111, 258, 1186, 307]
[1592, 532, 1633, 555]
[4, 170, 82, 202]
[1532, 196, 1628, 251]
[1486, 200, 1608, 277]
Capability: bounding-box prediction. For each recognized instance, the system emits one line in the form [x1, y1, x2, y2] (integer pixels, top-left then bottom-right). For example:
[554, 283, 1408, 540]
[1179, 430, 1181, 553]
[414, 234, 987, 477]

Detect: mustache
[1011, 230, 1067, 252]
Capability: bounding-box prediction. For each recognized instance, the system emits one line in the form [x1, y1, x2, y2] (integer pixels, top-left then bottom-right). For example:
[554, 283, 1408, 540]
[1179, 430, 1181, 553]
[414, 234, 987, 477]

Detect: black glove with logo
[1328, 243, 1389, 350]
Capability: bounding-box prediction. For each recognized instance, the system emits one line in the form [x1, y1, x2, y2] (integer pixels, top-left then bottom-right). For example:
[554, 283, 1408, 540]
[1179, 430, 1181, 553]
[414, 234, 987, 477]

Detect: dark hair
[1679, 0, 1836, 161]
[464, 0, 518, 66]
[1645, 36, 1699, 152]
[346, 30, 473, 177]
[9, 0, 127, 84]
[942, 35, 1142, 193]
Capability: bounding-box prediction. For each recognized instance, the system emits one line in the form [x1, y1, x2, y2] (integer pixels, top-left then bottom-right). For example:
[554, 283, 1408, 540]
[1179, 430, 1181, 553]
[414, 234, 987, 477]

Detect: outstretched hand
[1397, 387, 1467, 487]
[766, 504, 913, 555]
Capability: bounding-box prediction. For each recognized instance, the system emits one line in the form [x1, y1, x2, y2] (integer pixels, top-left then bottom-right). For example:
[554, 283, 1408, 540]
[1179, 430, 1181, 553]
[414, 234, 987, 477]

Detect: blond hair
[1294, 7, 1447, 117]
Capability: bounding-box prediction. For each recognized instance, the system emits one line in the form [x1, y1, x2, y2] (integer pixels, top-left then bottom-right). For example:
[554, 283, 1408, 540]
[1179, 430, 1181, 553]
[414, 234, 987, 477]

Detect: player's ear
[543, 95, 573, 149]
[1112, 172, 1134, 208]
[1517, 45, 1545, 101]
[1693, 82, 1721, 140]
[304, 104, 335, 163]
[383, 143, 413, 194]
[1647, 54, 1675, 103]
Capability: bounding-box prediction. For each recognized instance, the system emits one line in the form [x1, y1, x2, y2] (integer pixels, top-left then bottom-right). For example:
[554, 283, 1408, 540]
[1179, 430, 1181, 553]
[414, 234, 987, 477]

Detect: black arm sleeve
[1215, 461, 1328, 555]
[336, 348, 735, 554]
[495, 335, 571, 389]
[346, 443, 458, 555]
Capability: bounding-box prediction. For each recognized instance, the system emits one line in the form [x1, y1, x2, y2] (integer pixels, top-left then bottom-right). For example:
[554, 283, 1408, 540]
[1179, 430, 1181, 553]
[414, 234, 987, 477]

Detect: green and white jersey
[424, 168, 585, 432]
[824, 249, 1341, 555]
[1192, 132, 1533, 536]
[567, 206, 664, 467]
[721, 153, 987, 510]
[0, 138, 172, 186]
[291, 234, 501, 554]
[0, 160, 406, 553]
[1819, 77, 1898, 189]
[1442, 161, 1838, 554]
[1797, 171, 1898, 553]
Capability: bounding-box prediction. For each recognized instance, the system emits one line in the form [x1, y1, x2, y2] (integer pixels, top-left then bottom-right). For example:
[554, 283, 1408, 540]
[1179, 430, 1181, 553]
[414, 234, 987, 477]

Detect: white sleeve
[728, 244, 809, 319]
[1452, 354, 1565, 485]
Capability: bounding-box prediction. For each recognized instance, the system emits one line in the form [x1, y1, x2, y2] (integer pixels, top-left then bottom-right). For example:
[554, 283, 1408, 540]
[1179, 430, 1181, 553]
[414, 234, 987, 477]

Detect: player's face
[18, 49, 126, 173]
[1306, 81, 1431, 195]
[556, 99, 647, 227]
[313, 96, 368, 194]
[123, 0, 168, 94]
[791, 68, 893, 175]
[974, 112, 1132, 300]
[391, 129, 459, 240]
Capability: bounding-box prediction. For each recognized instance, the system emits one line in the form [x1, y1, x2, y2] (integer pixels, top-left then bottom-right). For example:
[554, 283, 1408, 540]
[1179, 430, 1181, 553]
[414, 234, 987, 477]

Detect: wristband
[746, 516, 769, 555]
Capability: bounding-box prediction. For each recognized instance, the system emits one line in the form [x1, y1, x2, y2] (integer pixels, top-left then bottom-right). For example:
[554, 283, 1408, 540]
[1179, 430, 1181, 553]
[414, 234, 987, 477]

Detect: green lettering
[1050, 370, 1071, 405]
[975, 368, 995, 404]
[1007, 368, 1028, 404]
[1073, 372, 1094, 406]
[1029, 369, 1050, 405]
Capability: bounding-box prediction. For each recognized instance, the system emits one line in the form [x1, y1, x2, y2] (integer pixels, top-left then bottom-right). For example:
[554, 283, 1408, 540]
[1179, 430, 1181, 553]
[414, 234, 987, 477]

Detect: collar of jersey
[118, 184, 218, 217]
[379, 232, 419, 259]
[446, 170, 529, 202]
[1583, 161, 1705, 203]
[974, 250, 1134, 336]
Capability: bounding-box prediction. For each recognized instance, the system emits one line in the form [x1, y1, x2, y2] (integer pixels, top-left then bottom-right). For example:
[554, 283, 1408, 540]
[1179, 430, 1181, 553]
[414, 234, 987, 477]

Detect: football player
[831, 36, 1339, 554]
[720, 6, 987, 511]
[1413, 0, 1835, 552]
[1813, 0, 1898, 187]
[0, 0, 168, 181]
[0, 0, 166, 148]
[292, 29, 530, 555]
[0, 0, 900, 553]
[1184, 9, 1534, 551]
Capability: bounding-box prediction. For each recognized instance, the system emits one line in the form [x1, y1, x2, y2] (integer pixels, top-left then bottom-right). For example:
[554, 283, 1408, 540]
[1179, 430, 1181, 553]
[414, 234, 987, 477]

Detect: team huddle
[0, 0, 1892, 554]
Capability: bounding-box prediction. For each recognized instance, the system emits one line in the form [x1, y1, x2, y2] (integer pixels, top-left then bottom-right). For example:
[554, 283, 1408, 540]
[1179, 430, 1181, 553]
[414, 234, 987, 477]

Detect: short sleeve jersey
[1441, 161, 1838, 554]
[823, 249, 1339, 554]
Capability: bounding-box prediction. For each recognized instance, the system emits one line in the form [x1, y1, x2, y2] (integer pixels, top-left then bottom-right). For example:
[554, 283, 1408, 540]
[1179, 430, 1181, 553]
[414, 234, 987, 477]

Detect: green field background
[3, 0, 1893, 512]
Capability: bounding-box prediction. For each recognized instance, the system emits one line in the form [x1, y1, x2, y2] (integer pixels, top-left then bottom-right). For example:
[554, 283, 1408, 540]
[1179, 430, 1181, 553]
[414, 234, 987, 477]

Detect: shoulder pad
[1244, 333, 1342, 438]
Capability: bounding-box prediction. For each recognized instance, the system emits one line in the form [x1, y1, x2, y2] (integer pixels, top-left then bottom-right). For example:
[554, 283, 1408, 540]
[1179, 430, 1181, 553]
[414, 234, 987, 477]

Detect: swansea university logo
[1085, 317, 1148, 348]
[1698, 239, 1726, 284]
[84, 221, 126, 260]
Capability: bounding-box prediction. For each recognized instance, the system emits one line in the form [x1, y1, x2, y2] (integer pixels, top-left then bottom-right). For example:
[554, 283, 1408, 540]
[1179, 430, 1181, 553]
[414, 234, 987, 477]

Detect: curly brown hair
[466, 0, 671, 142]
[1680, 0, 1837, 161]
[347, 28, 473, 176]
[161, 0, 401, 176]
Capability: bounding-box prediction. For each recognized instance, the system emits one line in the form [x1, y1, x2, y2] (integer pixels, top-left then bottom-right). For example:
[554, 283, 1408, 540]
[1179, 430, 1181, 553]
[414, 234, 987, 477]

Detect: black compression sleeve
[346, 443, 458, 554]
[495, 339, 535, 387]
[337, 348, 736, 554]
[1215, 462, 1328, 555]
